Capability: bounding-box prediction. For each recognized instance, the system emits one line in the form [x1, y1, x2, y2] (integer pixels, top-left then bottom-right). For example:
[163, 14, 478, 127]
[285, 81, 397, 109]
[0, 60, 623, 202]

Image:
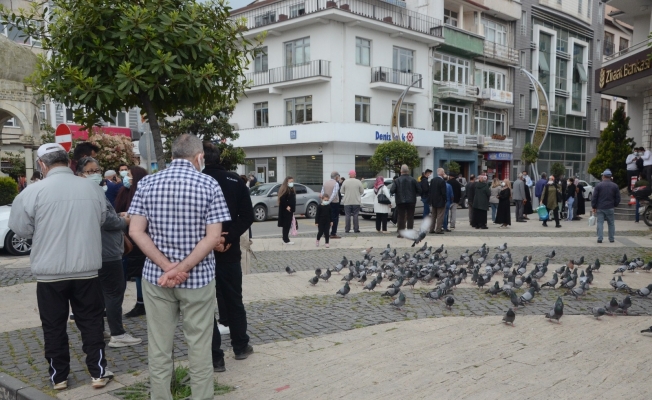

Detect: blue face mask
[120, 170, 129, 178]
[123, 176, 132, 189]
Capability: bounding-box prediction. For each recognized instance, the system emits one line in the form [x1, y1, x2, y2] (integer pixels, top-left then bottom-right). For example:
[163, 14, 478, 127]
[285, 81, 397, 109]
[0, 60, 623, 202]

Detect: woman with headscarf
[541, 176, 562, 228]
[494, 179, 512, 228]
[574, 178, 584, 218]
[277, 176, 296, 244]
[373, 175, 391, 233]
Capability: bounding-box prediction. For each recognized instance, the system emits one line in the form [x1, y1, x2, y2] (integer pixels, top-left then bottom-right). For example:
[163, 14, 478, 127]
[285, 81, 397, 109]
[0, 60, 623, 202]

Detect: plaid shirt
[128, 159, 231, 288]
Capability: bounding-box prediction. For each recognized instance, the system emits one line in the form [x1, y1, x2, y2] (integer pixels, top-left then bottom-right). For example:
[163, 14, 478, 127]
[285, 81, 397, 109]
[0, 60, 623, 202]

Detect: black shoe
[555, 225, 561, 228]
[597, 239, 602, 243]
[516, 220, 527, 223]
[124, 303, 146, 318]
[213, 357, 226, 372]
[542, 223, 548, 227]
[69, 314, 75, 321]
[609, 240, 615, 243]
[354, 230, 361, 233]
[235, 345, 254, 360]
[481, 226, 488, 229]
[444, 229, 451, 232]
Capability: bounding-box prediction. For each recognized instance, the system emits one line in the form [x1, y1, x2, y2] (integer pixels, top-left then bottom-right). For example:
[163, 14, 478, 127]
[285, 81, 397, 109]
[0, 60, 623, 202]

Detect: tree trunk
[140, 95, 167, 171]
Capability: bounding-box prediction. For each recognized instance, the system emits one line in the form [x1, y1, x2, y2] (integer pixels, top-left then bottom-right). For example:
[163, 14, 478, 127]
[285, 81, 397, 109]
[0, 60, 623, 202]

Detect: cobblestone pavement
[3, 285, 651, 392]
[290, 228, 650, 238]
[0, 267, 34, 287]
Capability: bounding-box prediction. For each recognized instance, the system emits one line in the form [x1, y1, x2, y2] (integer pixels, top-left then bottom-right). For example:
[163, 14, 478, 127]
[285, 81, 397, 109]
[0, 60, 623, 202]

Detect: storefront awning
[64, 124, 133, 140]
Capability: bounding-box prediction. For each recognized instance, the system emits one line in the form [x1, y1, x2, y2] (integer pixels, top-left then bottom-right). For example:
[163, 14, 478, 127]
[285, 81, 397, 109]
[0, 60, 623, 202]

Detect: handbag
[290, 215, 298, 237]
[588, 212, 596, 227]
[377, 188, 391, 205]
[123, 234, 133, 255]
[537, 205, 549, 221]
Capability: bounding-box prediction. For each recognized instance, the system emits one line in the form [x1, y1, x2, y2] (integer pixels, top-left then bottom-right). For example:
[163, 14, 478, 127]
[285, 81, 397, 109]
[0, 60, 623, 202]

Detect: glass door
[256, 159, 268, 183]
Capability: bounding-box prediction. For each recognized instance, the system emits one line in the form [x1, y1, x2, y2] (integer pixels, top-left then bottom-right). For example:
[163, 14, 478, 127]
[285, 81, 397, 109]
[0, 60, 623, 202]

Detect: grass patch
[333, 342, 342, 346]
[385, 327, 397, 332]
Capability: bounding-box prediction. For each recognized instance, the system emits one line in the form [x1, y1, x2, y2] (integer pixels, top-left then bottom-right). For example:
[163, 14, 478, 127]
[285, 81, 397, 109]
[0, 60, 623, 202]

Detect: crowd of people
[8, 135, 255, 399]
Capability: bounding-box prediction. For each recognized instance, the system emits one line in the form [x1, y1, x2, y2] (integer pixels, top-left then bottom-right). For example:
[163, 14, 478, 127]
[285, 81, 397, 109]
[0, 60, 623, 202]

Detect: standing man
[8, 144, 113, 390]
[512, 173, 527, 222]
[428, 168, 447, 234]
[626, 148, 640, 193]
[340, 170, 364, 233]
[128, 134, 231, 400]
[642, 147, 652, 185]
[448, 175, 461, 230]
[419, 169, 432, 218]
[591, 169, 621, 243]
[321, 171, 341, 239]
[534, 172, 547, 204]
[390, 165, 421, 235]
[202, 142, 255, 373]
[442, 176, 454, 233]
[466, 174, 476, 227]
[473, 175, 491, 229]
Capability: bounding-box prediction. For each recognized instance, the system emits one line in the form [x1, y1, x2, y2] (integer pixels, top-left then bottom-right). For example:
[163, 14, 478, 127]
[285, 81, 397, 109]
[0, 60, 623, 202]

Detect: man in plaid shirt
[129, 134, 230, 400]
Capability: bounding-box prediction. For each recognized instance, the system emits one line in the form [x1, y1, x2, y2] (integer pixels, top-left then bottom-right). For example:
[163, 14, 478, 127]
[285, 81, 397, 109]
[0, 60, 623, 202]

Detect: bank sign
[486, 152, 512, 161]
[596, 50, 652, 92]
[375, 131, 414, 143]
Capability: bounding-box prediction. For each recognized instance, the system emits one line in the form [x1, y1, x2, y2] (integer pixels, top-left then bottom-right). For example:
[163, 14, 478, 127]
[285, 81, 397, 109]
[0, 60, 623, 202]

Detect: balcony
[480, 89, 514, 109]
[431, 25, 484, 57]
[480, 136, 513, 152]
[244, 60, 331, 94]
[482, 41, 518, 65]
[370, 67, 422, 92]
[232, 0, 443, 44]
[603, 38, 650, 65]
[434, 82, 480, 103]
[443, 133, 478, 150]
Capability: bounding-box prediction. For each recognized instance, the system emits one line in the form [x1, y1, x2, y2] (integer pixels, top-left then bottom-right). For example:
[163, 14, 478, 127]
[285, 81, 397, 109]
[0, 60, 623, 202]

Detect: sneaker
[53, 380, 68, 390]
[103, 331, 111, 340]
[325, 244, 330, 248]
[91, 371, 114, 389]
[234, 345, 254, 360]
[316, 240, 319, 247]
[284, 241, 295, 245]
[124, 303, 145, 318]
[108, 333, 142, 348]
[218, 324, 230, 335]
[213, 357, 226, 372]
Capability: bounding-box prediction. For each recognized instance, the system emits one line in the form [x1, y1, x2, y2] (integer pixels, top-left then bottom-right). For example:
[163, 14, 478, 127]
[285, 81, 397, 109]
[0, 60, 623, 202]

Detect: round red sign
[406, 132, 414, 142]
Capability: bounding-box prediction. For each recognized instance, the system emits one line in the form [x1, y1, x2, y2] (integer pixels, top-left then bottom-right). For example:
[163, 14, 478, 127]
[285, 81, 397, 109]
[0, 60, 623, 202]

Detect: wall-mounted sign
[290, 130, 297, 139]
[268, 170, 275, 177]
[481, 89, 513, 104]
[375, 130, 414, 142]
[485, 152, 512, 161]
[596, 51, 652, 92]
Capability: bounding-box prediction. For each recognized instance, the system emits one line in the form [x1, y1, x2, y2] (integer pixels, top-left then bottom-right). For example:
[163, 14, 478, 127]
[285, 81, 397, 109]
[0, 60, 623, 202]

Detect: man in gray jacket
[512, 173, 527, 223]
[9, 144, 113, 391]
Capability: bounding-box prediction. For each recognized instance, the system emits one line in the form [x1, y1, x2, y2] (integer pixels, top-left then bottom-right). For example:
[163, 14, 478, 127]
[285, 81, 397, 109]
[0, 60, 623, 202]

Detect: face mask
[322, 201, 328, 205]
[196, 155, 205, 172]
[288, 182, 294, 188]
[123, 176, 132, 189]
[120, 170, 129, 178]
[88, 173, 103, 185]
[501, 182, 505, 187]
[548, 180, 553, 185]
[102, 185, 108, 192]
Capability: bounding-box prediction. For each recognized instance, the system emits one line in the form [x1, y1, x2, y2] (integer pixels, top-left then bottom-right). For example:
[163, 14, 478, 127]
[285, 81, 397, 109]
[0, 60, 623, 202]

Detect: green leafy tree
[369, 141, 420, 175]
[1, 152, 26, 180]
[161, 106, 245, 171]
[588, 106, 634, 188]
[550, 162, 566, 179]
[1, 0, 259, 170]
[444, 161, 461, 175]
[521, 142, 539, 174]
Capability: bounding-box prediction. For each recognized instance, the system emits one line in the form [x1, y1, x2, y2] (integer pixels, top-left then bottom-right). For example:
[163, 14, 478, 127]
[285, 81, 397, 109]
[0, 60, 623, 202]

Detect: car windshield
[361, 179, 376, 189]
[250, 184, 275, 196]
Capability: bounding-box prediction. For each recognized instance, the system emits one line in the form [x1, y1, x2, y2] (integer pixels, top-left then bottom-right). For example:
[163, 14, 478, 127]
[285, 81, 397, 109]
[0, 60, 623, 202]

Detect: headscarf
[374, 176, 384, 194]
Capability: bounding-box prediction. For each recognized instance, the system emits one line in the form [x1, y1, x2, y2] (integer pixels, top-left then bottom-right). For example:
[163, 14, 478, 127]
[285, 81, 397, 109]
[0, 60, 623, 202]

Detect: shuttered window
[285, 155, 323, 191]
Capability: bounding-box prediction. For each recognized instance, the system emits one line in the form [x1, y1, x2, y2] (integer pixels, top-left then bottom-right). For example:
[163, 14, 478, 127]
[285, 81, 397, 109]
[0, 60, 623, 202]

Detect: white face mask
[501, 182, 505, 187]
[288, 182, 294, 188]
[88, 173, 103, 186]
[120, 170, 129, 178]
[322, 201, 328, 205]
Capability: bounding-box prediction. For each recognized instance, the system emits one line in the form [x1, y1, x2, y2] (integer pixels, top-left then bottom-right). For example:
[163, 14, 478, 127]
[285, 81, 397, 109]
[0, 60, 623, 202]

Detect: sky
[228, 0, 253, 10]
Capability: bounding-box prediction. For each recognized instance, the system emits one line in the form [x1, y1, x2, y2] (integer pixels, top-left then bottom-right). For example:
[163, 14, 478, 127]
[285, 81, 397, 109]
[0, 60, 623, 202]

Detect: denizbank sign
[596, 50, 652, 92]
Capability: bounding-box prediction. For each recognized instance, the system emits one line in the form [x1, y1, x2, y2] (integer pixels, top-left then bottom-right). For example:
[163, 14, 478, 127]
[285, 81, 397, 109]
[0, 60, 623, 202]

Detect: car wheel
[5, 230, 31, 256]
[587, 193, 592, 201]
[253, 204, 267, 222]
[305, 202, 317, 218]
[362, 215, 372, 220]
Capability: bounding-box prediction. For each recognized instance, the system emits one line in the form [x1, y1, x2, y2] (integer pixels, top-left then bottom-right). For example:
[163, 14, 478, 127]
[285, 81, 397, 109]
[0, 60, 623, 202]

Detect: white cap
[37, 143, 67, 158]
[104, 170, 116, 178]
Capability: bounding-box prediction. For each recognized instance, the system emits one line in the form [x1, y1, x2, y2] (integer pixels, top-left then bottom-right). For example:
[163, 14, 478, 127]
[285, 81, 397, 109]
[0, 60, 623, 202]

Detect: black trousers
[330, 203, 340, 236]
[37, 277, 107, 384]
[396, 203, 415, 230]
[473, 208, 488, 228]
[212, 262, 250, 359]
[375, 213, 388, 231]
[317, 222, 330, 243]
[98, 260, 126, 337]
[545, 207, 560, 226]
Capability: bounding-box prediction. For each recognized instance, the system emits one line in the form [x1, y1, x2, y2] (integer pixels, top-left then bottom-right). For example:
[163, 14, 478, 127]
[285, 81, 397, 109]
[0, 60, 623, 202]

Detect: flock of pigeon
[285, 242, 652, 331]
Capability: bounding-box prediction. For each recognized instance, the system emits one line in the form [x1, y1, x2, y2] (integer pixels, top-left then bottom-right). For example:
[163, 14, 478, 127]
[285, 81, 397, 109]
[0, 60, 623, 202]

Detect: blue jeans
[330, 202, 340, 235]
[636, 199, 640, 222]
[443, 202, 451, 229]
[596, 208, 615, 242]
[566, 197, 574, 221]
[421, 197, 430, 218]
[490, 203, 498, 222]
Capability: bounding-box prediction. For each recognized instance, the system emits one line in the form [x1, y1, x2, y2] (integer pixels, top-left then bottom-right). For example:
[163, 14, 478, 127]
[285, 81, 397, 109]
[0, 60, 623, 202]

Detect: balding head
[437, 168, 445, 177]
[331, 171, 340, 179]
[400, 164, 409, 174]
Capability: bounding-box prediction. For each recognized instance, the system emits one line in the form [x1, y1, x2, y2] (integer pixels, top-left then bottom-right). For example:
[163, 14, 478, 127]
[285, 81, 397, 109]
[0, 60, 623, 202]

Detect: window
[593, 108, 598, 128]
[617, 101, 626, 111]
[600, 98, 611, 122]
[254, 47, 268, 72]
[356, 38, 371, 66]
[619, 37, 629, 53]
[254, 102, 269, 127]
[432, 53, 470, 84]
[475, 110, 504, 136]
[1, 19, 41, 47]
[355, 96, 370, 123]
[482, 19, 507, 45]
[479, 70, 506, 90]
[572, 44, 586, 112]
[289, 3, 306, 17]
[598, 2, 602, 20]
[519, 94, 525, 119]
[556, 59, 567, 90]
[393, 47, 414, 73]
[538, 32, 552, 94]
[3, 117, 18, 127]
[444, 9, 458, 26]
[515, 131, 526, 147]
[39, 104, 47, 124]
[107, 111, 128, 127]
[392, 102, 415, 128]
[597, 39, 601, 58]
[520, 51, 527, 70]
[285, 96, 312, 124]
[254, 12, 276, 27]
[521, 11, 527, 36]
[604, 32, 614, 56]
[285, 37, 310, 66]
[433, 104, 469, 134]
[578, 0, 582, 14]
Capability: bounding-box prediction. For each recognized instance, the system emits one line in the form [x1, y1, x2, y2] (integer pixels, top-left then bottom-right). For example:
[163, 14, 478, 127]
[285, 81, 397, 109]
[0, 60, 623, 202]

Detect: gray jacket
[9, 167, 107, 281]
[102, 199, 125, 262]
[513, 179, 526, 201]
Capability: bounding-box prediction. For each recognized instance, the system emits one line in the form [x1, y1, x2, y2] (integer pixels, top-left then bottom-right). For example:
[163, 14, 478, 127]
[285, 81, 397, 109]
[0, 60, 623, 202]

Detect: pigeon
[363, 279, 377, 291]
[591, 307, 606, 319]
[518, 287, 536, 306]
[375, 273, 383, 288]
[540, 273, 558, 289]
[631, 284, 652, 298]
[341, 272, 354, 282]
[495, 243, 507, 252]
[503, 308, 516, 326]
[417, 242, 428, 253]
[618, 295, 632, 315]
[433, 244, 444, 255]
[361, 246, 373, 254]
[424, 289, 444, 301]
[399, 216, 432, 247]
[445, 296, 455, 310]
[336, 281, 350, 296]
[381, 287, 401, 298]
[641, 326, 652, 333]
[319, 268, 332, 282]
[606, 297, 619, 315]
[509, 291, 520, 308]
[593, 259, 601, 272]
[615, 276, 631, 292]
[315, 268, 322, 277]
[545, 296, 564, 323]
[357, 272, 367, 286]
[285, 266, 296, 275]
[613, 265, 627, 275]
[643, 261, 652, 272]
[545, 249, 556, 259]
[565, 282, 587, 300]
[391, 292, 406, 310]
[485, 281, 501, 296]
[618, 254, 628, 264]
[308, 276, 319, 286]
[405, 276, 419, 289]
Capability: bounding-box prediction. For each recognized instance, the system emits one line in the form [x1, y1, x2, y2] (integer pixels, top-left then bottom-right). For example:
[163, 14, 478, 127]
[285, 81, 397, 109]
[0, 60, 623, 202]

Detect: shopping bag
[588, 212, 596, 227]
[537, 205, 549, 221]
[290, 215, 298, 237]
[629, 195, 637, 206]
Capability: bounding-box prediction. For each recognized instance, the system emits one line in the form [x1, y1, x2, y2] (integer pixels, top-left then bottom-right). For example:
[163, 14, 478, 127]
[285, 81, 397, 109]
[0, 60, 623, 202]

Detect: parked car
[359, 178, 424, 219]
[0, 205, 31, 256]
[577, 180, 594, 201]
[249, 183, 320, 222]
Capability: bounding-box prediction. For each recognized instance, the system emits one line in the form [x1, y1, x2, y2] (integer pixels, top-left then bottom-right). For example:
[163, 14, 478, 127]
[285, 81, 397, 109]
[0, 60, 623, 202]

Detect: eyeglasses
[82, 169, 102, 175]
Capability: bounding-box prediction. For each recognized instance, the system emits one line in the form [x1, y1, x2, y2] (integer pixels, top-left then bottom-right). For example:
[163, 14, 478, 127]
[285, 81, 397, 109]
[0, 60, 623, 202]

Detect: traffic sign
[55, 124, 72, 152]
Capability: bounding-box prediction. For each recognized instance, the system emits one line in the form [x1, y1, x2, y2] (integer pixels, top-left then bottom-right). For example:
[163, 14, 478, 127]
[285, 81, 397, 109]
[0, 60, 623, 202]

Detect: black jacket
[466, 181, 476, 203]
[449, 178, 462, 203]
[428, 176, 447, 208]
[419, 175, 430, 197]
[390, 174, 421, 205]
[315, 203, 331, 225]
[203, 164, 254, 263]
[278, 191, 296, 228]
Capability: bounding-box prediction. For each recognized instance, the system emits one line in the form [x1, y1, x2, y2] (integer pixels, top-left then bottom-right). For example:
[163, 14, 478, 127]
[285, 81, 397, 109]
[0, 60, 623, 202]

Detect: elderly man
[513, 173, 527, 222]
[340, 170, 364, 233]
[9, 144, 112, 390]
[391, 165, 421, 235]
[129, 134, 231, 399]
[591, 169, 621, 243]
[428, 168, 447, 234]
[321, 171, 341, 239]
[103, 170, 123, 207]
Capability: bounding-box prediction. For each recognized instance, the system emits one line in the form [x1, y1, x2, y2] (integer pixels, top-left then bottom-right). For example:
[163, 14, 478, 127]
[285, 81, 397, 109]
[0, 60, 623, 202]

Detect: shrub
[0, 177, 18, 206]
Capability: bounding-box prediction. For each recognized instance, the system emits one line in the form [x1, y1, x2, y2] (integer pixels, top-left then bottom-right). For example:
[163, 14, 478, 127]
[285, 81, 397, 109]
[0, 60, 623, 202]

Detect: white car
[0, 205, 32, 256]
[359, 178, 424, 219]
[577, 180, 594, 201]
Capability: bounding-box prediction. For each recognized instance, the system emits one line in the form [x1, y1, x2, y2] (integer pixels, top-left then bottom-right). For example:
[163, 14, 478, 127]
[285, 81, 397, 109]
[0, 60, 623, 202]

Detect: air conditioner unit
[477, 135, 485, 145]
[374, 71, 387, 82]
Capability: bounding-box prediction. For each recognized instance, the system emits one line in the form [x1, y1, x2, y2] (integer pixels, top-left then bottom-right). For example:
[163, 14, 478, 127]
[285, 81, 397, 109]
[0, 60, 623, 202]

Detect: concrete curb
[0, 374, 55, 400]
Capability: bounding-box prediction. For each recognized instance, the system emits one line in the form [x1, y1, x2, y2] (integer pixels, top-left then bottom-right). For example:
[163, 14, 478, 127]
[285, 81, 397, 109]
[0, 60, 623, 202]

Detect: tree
[369, 141, 420, 175]
[1, 151, 26, 180]
[1, 0, 259, 170]
[444, 161, 461, 175]
[588, 106, 634, 188]
[0, 177, 18, 206]
[550, 162, 566, 179]
[521, 142, 539, 175]
[160, 105, 245, 171]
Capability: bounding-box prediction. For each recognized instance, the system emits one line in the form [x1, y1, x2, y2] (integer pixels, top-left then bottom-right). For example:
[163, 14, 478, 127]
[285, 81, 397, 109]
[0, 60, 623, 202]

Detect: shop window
[254, 102, 269, 127]
[285, 96, 312, 125]
[356, 38, 371, 66]
[285, 155, 323, 191]
[355, 156, 378, 180]
[355, 96, 370, 123]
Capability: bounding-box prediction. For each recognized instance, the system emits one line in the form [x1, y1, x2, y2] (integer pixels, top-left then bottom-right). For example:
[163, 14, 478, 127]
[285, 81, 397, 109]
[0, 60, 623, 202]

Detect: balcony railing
[605, 38, 649, 62]
[443, 133, 477, 148]
[370, 67, 422, 87]
[245, 60, 331, 87]
[600, 107, 611, 122]
[483, 41, 518, 64]
[482, 136, 513, 151]
[233, 0, 442, 37]
[604, 42, 615, 57]
[436, 82, 480, 99]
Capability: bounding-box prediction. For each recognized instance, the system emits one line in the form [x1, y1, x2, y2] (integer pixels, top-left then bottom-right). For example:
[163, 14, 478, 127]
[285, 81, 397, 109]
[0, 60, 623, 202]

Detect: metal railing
[436, 82, 480, 98]
[443, 133, 477, 148]
[600, 107, 611, 122]
[483, 41, 518, 64]
[232, 0, 442, 37]
[245, 60, 331, 87]
[370, 67, 422, 87]
[605, 38, 649, 62]
[603, 42, 615, 57]
[483, 137, 513, 151]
